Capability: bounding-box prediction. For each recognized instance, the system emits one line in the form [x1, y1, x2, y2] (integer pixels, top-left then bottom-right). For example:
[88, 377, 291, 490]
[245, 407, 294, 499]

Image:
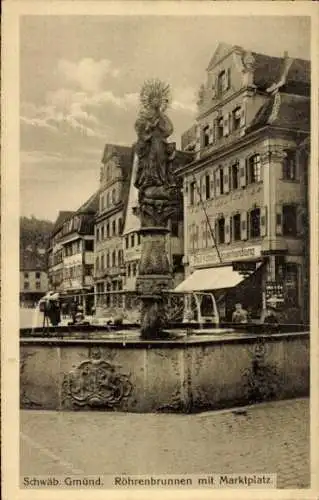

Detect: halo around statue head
[139, 79, 172, 113]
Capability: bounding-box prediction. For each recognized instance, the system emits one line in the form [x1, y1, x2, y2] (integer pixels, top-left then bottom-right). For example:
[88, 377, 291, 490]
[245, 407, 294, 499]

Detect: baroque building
[94, 144, 133, 316]
[177, 43, 310, 323]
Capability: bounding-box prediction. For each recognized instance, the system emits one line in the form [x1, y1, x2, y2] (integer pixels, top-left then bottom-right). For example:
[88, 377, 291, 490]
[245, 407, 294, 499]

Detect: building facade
[177, 43, 310, 323]
[94, 144, 133, 316]
[20, 248, 49, 307]
[48, 194, 98, 313]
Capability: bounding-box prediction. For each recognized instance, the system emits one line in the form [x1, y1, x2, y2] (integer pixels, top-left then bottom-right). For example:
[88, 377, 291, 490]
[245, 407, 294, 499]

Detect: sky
[20, 15, 310, 222]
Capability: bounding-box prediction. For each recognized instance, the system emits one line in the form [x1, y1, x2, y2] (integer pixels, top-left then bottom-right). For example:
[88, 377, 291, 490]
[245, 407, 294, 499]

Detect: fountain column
[134, 79, 179, 339]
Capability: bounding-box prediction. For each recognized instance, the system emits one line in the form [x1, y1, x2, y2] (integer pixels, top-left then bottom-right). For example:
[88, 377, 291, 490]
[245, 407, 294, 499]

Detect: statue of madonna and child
[134, 79, 179, 226]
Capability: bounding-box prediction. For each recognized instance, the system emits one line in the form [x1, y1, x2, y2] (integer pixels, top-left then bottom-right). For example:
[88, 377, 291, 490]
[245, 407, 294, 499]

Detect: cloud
[171, 87, 197, 113]
[57, 58, 120, 93]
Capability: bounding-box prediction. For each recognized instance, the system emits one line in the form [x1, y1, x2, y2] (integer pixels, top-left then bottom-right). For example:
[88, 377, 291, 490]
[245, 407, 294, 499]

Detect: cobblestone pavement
[20, 398, 310, 489]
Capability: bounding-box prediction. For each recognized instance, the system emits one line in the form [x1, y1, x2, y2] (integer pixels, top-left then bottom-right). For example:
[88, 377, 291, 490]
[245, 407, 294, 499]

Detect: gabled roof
[52, 211, 74, 235]
[76, 191, 99, 215]
[205, 42, 310, 95]
[207, 43, 236, 71]
[101, 144, 133, 169]
[248, 92, 310, 133]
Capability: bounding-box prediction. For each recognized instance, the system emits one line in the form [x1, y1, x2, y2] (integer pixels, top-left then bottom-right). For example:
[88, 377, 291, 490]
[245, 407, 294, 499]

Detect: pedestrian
[262, 307, 279, 325]
[232, 303, 248, 324]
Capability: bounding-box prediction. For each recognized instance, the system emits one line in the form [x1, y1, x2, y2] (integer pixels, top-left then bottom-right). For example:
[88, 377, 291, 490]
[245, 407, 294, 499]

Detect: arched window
[112, 250, 116, 267]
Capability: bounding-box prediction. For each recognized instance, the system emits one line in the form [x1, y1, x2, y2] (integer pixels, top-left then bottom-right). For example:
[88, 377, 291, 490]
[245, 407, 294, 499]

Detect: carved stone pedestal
[136, 227, 173, 339]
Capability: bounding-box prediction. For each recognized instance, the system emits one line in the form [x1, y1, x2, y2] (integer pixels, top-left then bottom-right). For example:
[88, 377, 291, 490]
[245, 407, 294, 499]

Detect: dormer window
[217, 69, 230, 96]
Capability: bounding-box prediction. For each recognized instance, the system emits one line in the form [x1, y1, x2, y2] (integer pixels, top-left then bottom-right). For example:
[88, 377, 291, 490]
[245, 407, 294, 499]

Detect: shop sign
[232, 261, 257, 273]
[265, 281, 284, 308]
[189, 245, 261, 268]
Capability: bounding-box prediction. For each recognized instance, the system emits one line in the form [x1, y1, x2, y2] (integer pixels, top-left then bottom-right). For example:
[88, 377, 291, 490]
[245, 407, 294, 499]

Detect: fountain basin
[20, 327, 309, 413]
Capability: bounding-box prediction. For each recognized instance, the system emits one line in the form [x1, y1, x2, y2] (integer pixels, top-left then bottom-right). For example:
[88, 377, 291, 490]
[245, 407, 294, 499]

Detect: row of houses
[47, 42, 310, 323]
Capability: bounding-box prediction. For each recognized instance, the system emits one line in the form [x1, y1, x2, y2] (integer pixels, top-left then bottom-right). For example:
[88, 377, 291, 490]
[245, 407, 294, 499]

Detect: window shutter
[214, 75, 219, 97]
[239, 158, 246, 188]
[210, 171, 215, 199]
[260, 206, 267, 237]
[276, 205, 283, 235]
[225, 216, 231, 244]
[224, 166, 229, 193]
[227, 68, 231, 90]
[241, 211, 248, 240]
[209, 124, 214, 144]
[215, 170, 221, 197]
[201, 175, 206, 199]
[223, 114, 229, 136]
[296, 205, 304, 236]
[240, 106, 246, 127]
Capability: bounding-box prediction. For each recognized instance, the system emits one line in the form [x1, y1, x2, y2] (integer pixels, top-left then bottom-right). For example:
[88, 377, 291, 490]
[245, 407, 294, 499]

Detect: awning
[174, 266, 245, 293]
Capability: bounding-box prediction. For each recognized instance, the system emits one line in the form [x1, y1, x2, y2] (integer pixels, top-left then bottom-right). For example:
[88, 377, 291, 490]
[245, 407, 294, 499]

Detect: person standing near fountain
[134, 80, 179, 339]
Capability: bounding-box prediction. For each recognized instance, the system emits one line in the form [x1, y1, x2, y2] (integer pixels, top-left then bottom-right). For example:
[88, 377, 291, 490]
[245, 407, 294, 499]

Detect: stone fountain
[19, 80, 310, 413]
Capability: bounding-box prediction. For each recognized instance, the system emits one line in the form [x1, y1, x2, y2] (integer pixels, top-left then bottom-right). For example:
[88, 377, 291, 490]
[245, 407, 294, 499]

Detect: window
[35, 281, 41, 290]
[217, 117, 224, 139]
[125, 236, 129, 249]
[24, 272, 29, 279]
[249, 208, 261, 238]
[233, 214, 241, 241]
[205, 174, 210, 200]
[96, 228, 100, 242]
[171, 221, 179, 237]
[132, 263, 137, 277]
[112, 189, 116, 205]
[106, 223, 110, 238]
[107, 193, 110, 208]
[95, 256, 100, 271]
[101, 254, 105, 270]
[217, 218, 225, 244]
[101, 225, 105, 240]
[112, 250, 116, 267]
[101, 195, 105, 211]
[85, 240, 94, 251]
[217, 70, 227, 95]
[219, 169, 224, 195]
[24, 281, 29, 289]
[127, 264, 131, 277]
[137, 233, 141, 245]
[35, 271, 41, 279]
[232, 107, 241, 130]
[231, 162, 239, 190]
[283, 205, 297, 236]
[131, 234, 135, 248]
[190, 181, 196, 205]
[247, 155, 261, 184]
[283, 150, 297, 180]
[285, 264, 298, 307]
[118, 249, 123, 266]
[118, 218, 123, 234]
[203, 126, 210, 147]
[112, 220, 116, 236]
